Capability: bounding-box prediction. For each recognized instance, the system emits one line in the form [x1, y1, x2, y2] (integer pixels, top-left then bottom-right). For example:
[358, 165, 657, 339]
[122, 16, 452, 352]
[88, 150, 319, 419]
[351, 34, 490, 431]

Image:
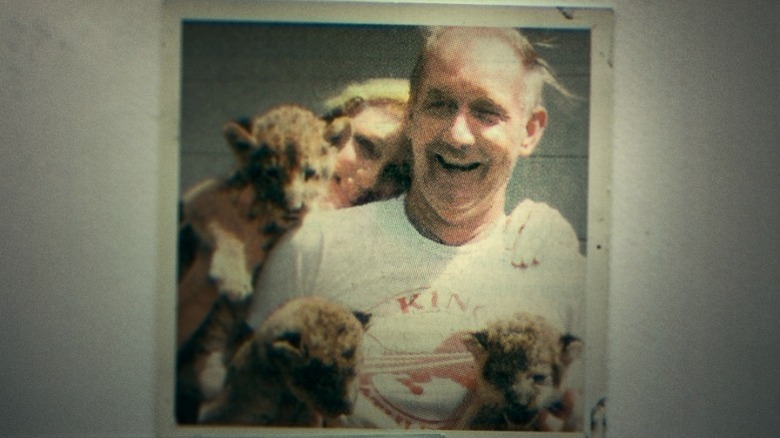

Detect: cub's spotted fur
[175, 105, 344, 423]
[198, 297, 371, 426]
[459, 312, 583, 431]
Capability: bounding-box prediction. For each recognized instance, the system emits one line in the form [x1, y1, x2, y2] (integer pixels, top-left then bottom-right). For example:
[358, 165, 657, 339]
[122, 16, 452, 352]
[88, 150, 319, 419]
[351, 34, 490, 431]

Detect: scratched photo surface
[174, 21, 591, 431]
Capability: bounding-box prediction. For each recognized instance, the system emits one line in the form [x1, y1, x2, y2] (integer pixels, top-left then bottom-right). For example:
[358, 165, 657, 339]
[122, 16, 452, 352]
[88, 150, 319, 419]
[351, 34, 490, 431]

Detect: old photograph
[158, 2, 612, 436]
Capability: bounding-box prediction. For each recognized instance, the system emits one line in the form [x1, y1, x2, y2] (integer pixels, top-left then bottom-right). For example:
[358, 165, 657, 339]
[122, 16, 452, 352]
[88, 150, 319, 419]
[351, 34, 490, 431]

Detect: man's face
[330, 104, 404, 207]
[406, 30, 543, 226]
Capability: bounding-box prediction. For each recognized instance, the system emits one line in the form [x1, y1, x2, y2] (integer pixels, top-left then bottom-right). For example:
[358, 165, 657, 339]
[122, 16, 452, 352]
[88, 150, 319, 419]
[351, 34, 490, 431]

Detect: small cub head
[223, 105, 342, 212]
[464, 313, 583, 429]
[259, 297, 370, 418]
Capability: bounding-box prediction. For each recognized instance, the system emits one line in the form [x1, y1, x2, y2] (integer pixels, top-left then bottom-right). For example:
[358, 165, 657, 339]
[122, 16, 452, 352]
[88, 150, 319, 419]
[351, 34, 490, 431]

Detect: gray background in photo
[179, 23, 590, 249]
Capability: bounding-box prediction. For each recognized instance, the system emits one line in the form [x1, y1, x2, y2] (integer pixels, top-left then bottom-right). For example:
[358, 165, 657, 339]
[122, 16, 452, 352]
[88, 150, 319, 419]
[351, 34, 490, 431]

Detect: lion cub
[198, 296, 370, 426]
[175, 105, 346, 423]
[459, 312, 583, 431]
[177, 104, 343, 347]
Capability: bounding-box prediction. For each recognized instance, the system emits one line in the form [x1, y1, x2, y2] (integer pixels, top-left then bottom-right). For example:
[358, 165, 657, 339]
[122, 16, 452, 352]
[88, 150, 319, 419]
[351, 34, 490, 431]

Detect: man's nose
[445, 112, 475, 148]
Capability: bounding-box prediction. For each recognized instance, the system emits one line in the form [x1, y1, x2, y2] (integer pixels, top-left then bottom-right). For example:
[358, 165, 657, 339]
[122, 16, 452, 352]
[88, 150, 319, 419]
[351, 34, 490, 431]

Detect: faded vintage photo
[159, 2, 612, 436]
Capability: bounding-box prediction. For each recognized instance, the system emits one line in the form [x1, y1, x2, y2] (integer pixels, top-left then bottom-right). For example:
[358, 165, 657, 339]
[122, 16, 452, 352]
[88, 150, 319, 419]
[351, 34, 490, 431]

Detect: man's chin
[441, 187, 510, 224]
[428, 195, 493, 225]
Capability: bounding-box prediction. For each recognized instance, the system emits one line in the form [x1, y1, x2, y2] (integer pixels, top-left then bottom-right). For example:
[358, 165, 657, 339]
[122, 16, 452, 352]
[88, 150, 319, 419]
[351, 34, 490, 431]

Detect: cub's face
[477, 342, 562, 425]
[465, 313, 582, 429]
[223, 105, 341, 212]
[261, 298, 371, 418]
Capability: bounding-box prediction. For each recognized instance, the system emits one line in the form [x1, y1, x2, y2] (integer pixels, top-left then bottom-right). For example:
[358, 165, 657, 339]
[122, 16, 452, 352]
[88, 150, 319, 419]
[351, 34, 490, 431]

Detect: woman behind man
[322, 78, 411, 208]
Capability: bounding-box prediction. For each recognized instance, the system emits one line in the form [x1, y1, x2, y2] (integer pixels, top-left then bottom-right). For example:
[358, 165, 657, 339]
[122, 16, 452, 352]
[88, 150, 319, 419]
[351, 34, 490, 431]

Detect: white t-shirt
[249, 195, 585, 429]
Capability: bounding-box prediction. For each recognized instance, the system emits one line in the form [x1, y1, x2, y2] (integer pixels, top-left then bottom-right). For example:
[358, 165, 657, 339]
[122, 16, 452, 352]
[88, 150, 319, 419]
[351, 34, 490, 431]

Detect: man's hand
[504, 200, 582, 270]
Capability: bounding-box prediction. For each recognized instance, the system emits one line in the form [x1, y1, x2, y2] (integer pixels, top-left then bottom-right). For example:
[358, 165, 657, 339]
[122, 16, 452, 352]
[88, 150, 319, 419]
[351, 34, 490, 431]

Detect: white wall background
[0, 0, 777, 437]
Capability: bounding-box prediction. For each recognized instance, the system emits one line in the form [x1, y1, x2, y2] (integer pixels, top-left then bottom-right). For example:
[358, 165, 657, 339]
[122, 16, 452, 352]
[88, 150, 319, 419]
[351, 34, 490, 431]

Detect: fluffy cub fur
[177, 104, 343, 346]
[198, 297, 371, 426]
[459, 312, 583, 431]
[175, 105, 346, 424]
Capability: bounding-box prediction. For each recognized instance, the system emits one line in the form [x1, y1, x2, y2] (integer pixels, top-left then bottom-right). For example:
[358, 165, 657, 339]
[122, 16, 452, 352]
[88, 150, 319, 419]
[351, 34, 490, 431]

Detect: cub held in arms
[198, 296, 371, 426]
[177, 104, 345, 347]
[175, 104, 348, 423]
[458, 312, 583, 431]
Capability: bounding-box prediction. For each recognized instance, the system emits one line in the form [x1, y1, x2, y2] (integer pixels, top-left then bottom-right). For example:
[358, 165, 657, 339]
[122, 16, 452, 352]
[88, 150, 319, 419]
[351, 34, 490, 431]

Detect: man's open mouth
[435, 154, 481, 172]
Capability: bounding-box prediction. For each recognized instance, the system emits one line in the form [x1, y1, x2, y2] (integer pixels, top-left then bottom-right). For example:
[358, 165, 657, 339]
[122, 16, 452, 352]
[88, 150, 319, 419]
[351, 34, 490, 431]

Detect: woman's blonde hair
[322, 77, 409, 117]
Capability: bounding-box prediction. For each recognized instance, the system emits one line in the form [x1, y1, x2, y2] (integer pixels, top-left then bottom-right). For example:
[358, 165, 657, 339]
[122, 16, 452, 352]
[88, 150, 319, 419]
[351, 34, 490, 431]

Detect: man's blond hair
[409, 26, 570, 115]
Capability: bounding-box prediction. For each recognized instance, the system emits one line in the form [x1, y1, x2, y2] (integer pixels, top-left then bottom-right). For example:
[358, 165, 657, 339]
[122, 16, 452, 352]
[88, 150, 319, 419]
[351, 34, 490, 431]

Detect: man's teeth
[435, 154, 480, 171]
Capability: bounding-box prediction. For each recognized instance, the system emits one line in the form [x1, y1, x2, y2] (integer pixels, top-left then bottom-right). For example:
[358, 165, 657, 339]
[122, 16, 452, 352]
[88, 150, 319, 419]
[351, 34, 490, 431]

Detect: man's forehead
[419, 85, 504, 108]
[429, 28, 519, 62]
[425, 31, 524, 78]
[419, 39, 526, 107]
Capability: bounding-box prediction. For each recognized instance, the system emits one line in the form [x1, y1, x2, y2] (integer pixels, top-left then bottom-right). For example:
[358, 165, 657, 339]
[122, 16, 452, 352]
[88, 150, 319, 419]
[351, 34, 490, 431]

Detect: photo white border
[156, 1, 613, 437]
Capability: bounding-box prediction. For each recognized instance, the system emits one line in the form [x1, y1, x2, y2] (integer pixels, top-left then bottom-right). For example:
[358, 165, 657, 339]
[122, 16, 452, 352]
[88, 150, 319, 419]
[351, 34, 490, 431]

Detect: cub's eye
[532, 374, 552, 385]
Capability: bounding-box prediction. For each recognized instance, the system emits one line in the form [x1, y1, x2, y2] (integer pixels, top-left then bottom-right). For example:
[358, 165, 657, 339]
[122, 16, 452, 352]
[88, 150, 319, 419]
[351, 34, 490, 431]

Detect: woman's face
[329, 103, 405, 207]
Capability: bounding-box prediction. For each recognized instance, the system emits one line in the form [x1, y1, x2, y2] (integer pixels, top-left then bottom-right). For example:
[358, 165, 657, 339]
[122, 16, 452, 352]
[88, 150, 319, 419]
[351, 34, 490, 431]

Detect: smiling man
[246, 26, 586, 431]
[404, 27, 549, 246]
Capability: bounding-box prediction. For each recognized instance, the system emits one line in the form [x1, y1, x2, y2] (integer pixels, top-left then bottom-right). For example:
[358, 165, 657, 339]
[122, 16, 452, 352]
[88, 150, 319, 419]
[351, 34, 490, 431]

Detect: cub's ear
[268, 331, 304, 362]
[324, 116, 351, 149]
[223, 118, 256, 166]
[559, 334, 584, 366]
[353, 311, 371, 328]
[463, 331, 489, 354]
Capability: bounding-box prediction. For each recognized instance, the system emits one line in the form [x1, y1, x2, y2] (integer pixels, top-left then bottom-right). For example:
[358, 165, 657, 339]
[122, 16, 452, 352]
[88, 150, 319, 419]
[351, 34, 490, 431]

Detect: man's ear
[518, 108, 547, 158]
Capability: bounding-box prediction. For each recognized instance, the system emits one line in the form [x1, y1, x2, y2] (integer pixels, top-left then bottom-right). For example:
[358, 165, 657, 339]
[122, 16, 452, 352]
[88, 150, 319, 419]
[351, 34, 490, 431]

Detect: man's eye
[473, 108, 504, 125]
[423, 100, 456, 115]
